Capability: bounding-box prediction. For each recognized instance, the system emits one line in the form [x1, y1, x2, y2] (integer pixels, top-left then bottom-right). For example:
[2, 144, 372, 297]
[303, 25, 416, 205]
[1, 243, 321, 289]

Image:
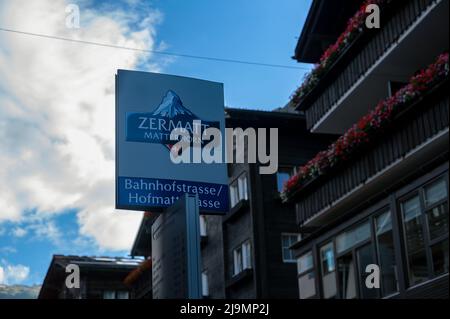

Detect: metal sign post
[151, 194, 202, 299]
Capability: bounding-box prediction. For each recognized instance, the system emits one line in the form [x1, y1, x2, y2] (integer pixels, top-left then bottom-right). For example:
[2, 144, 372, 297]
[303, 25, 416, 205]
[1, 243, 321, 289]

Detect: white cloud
[0, 0, 164, 250]
[0, 246, 17, 254]
[28, 220, 62, 244]
[11, 227, 27, 238]
[0, 261, 30, 285]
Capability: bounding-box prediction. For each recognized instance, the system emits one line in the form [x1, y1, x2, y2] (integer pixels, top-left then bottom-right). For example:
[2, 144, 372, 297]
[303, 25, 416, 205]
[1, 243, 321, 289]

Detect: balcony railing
[300, 0, 437, 129]
[295, 81, 448, 226]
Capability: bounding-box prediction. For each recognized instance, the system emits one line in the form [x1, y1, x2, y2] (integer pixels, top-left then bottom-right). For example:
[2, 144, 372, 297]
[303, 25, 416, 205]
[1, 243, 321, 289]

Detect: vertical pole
[185, 194, 202, 299]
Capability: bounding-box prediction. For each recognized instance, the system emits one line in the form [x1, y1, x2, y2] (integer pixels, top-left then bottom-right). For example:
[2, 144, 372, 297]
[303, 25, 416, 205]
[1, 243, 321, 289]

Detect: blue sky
[0, 0, 312, 287]
[149, 0, 312, 109]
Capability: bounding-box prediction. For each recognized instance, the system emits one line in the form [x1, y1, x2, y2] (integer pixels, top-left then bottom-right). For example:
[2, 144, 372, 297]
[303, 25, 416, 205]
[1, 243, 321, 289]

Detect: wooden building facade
[286, 0, 449, 299]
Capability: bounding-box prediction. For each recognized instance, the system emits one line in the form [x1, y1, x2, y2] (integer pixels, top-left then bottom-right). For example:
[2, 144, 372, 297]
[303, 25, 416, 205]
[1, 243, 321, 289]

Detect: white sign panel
[116, 70, 228, 214]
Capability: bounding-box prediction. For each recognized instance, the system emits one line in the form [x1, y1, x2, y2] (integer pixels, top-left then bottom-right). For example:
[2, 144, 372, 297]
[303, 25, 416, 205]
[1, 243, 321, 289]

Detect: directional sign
[115, 70, 228, 213]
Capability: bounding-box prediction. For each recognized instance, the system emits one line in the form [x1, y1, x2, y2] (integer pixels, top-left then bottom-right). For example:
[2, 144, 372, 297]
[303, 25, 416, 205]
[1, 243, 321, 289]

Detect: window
[356, 243, 377, 299]
[402, 195, 427, 285]
[103, 291, 115, 299]
[229, 173, 248, 207]
[277, 167, 295, 192]
[401, 177, 449, 286]
[201, 270, 209, 297]
[238, 175, 248, 201]
[431, 240, 449, 275]
[297, 251, 316, 299]
[336, 222, 371, 254]
[199, 215, 207, 237]
[337, 253, 357, 299]
[335, 221, 375, 299]
[425, 178, 449, 276]
[375, 211, 398, 296]
[317, 215, 399, 299]
[320, 242, 337, 299]
[103, 290, 128, 299]
[116, 291, 129, 299]
[281, 233, 301, 263]
[230, 183, 239, 208]
[233, 240, 252, 276]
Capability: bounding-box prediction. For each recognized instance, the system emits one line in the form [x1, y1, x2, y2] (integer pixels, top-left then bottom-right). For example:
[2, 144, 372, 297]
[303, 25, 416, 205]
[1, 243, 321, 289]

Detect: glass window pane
[336, 222, 371, 253]
[357, 244, 378, 299]
[243, 241, 252, 269]
[202, 271, 209, 297]
[376, 211, 392, 235]
[277, 168, 292, 192]
[401, 196, 428, 286]
[320, 242, 336, 299]
[243, 176, 248, 200]
[116, 291, 129, 299]
[233, 247, 242, 276]
[283, 248, 292, 261]
[431, 240, 449, 276]
[320, 243, 335, 274]
[199, 215, 207, 237]
[322, 272, 337, 299]
[403, 196, 421, 222]
[298, 272, 316, 299]
[297, 251, 313, 274]
[337, 253, 357, 299]
[427, 202, 448, 241]
[375, 211, 398, 296]
[230, 184, 238, 207]
[238, 176, 247, 201]
[282, 235, 289, 247]
[288, 235, 298, 245]
[282, 234, 299, 263]
[425, 179, 447, 206]
[103, 291, 115, 299]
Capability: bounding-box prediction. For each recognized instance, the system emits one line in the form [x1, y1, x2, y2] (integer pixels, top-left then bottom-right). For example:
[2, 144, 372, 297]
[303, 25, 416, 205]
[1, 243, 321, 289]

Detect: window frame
[199, 215, 207, 237]
[229, 172, 249, 208]
[399, 175, 449, 287]
[319, 241, 338, 299]
[232, 239, 252, 277]
[293, 169, 449, 299]
[116, 291, 129, 299]
[281, 233, 302, 263]
[201, 270, 209, 297]
[423, 177, 449, 245]
[296, 250, 317, 299]
[373, 209, 399, 297]
[102, 290, 116, 299]
[329, 210, 390, 299]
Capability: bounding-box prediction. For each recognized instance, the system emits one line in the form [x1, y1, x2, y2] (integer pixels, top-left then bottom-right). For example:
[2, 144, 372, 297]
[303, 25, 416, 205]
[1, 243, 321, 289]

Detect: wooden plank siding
[296, 88, 449, 225]
[302, 0, 436, 129]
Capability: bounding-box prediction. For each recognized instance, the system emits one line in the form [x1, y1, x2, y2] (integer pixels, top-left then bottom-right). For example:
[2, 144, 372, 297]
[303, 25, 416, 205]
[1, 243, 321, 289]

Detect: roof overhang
[294, 0, 363, 63]
[130, 213, 157, 257]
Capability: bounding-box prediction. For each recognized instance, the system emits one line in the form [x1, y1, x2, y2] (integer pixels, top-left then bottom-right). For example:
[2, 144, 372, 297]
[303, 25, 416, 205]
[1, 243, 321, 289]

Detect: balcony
[298, 0, 448, 134]
[294, 80, 448, 227]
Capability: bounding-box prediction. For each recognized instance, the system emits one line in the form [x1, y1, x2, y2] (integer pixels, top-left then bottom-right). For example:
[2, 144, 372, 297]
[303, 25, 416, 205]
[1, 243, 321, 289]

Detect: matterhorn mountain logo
[152, 90, 195, 118]
[125, 90, 220, 148]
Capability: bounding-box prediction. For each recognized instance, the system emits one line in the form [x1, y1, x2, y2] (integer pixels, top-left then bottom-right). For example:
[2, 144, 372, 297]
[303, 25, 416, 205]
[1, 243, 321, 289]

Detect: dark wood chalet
[38, 255, 139, 299]
[286, 0, 449, 299]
